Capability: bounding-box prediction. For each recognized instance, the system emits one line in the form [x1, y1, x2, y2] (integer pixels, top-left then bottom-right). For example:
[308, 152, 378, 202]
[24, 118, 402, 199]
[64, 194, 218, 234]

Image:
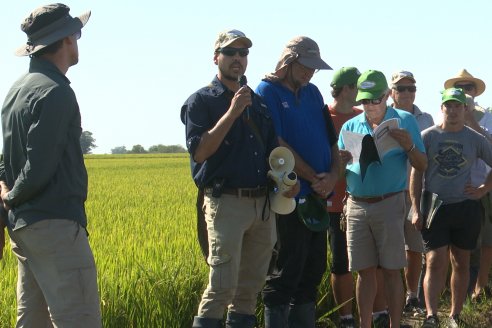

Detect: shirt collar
[29, 57, 70, 84]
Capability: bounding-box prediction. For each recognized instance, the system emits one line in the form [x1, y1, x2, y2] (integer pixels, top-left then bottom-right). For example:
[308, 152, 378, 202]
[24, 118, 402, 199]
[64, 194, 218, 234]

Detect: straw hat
[444, 69, 486, 97]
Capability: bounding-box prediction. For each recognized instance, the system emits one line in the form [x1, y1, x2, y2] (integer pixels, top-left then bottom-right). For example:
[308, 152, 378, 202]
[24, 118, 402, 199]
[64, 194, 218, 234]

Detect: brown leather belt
[349, 191, 401, 204]
[205, 187, 268, 198]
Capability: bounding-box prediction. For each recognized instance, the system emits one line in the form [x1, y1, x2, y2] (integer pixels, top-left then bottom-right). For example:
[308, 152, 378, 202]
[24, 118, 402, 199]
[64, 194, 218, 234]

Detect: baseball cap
[331, 67, 361, 88]
[284, 36, 331, 70]
[297, 194, 330, 232]
[214, 29, 252, 51]
[391, 70, 416, 86]
[356, 70, 388, 101]
[441, 88, 466, 104]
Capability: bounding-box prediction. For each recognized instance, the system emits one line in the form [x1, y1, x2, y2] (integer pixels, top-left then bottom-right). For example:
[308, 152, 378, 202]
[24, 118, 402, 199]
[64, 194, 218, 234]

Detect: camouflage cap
[391, 70, 416, 86]
[15, 3, 91, 56]
[214, 29, 252, 51]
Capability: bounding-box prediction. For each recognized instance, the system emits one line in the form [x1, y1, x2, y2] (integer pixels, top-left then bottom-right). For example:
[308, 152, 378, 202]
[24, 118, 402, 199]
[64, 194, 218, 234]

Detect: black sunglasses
[393, 85, 416, 93]
[217, 47, 249, 57]
[361, 96, 384, 105]
[454, 83, 475, 91]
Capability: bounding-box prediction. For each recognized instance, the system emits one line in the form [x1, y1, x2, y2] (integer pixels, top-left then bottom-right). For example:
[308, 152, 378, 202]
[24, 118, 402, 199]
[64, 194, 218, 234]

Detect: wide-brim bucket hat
[15, 3, 90, 57]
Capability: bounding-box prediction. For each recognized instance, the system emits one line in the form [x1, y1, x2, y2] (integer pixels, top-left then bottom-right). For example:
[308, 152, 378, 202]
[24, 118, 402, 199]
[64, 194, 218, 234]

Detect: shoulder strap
[322, 104, 338, 146]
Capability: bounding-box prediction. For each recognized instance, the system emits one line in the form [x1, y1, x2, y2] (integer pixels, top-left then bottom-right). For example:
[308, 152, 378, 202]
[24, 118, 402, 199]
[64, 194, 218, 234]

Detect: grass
[1, 153, 492, 327]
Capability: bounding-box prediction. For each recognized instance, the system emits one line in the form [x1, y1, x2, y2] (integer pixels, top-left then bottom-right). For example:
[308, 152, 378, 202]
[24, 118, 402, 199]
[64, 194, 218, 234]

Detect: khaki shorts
[346, 192, 407, 271]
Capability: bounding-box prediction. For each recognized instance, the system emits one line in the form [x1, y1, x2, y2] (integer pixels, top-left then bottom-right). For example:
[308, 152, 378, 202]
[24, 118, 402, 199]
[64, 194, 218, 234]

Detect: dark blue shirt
[180, 76, 278, 189]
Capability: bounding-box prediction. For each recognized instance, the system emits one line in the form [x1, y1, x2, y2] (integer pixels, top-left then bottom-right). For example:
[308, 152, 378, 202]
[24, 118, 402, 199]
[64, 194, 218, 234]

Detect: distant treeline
[111, 144, 186, 154]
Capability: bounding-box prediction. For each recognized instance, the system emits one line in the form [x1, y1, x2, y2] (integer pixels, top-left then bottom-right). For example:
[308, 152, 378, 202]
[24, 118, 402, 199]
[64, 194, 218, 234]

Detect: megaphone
[268, 146, 297, 215]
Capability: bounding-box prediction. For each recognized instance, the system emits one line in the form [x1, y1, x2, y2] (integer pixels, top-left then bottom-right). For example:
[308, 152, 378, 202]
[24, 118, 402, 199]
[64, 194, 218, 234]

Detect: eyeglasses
[361, 96, 384, 105]
[216, 47, 249, 57]
[73, 30, 82, 40]
[454, 83, 475, 91]
[393, 85, 416, 93]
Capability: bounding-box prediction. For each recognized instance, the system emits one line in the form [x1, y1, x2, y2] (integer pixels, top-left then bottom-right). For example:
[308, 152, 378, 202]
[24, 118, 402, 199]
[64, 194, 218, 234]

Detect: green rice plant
[6, 153, 461, 327]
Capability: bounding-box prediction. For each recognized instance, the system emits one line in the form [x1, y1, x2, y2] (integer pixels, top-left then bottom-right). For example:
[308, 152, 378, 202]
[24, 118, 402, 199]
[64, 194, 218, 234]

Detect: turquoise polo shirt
[338, 106, 424, 197]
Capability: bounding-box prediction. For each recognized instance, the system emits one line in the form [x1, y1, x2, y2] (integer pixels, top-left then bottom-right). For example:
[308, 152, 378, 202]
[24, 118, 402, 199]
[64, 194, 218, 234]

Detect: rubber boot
[225, 311, 256, 328]
[288, 302, 316, 328]
[264, 304, 289, 328]
[192, 316, 223, 328]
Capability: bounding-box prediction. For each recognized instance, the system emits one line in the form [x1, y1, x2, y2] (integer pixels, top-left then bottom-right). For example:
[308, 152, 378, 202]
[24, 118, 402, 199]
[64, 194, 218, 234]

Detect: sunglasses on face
[361, 96, 384, 105]
[216, 47, 249, 57]
[454, 83, 475, 91]
[393, 85, 416, 93]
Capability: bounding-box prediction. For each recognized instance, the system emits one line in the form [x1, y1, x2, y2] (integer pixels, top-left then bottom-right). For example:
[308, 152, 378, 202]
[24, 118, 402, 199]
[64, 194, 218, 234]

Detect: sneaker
[404, 297, 426, 316]
[421, 315, 439, 328]
[404, 297, 418, 312]
[340, 317, 356, 328]
[447, 314, 464, 328]
[373, 313, 390, 328]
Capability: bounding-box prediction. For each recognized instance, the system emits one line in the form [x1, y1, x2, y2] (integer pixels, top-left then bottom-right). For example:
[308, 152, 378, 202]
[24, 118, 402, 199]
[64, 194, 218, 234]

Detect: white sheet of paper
[341, 130, 364, 163]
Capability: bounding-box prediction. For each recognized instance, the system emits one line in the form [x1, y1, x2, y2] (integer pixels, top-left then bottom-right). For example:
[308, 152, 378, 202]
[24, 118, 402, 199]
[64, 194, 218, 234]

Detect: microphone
[238, 75, 250, 119]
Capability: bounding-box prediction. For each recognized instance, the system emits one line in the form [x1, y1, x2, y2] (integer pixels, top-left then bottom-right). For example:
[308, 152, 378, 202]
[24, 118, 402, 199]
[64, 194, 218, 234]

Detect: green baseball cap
[330, 67, 361, 88]
[356, 70, 388, 101]
[441, 87, 466, 104]
[297, 194, 330, 232]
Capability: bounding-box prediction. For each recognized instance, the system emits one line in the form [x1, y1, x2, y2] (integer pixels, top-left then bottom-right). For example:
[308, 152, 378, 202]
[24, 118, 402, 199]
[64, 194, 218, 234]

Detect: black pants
[328, 212, 350, 275]
[262, 210, 327, 306]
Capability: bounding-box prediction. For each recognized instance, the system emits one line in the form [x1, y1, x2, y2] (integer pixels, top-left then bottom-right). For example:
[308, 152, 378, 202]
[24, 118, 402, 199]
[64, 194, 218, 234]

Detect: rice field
[0, 154, 210, 327]
[3, 154, 492, 327]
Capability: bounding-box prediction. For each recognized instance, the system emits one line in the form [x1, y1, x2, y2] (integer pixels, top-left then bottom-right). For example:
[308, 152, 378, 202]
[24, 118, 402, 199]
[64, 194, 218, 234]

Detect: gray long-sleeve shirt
[1, 57, 88, 230]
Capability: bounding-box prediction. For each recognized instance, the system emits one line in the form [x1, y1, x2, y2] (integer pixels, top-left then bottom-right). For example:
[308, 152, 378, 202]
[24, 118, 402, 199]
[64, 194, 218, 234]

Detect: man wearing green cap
[326, 67, 361, 328]
[338, 70, 427, 328]
[410, 88, 492, 328]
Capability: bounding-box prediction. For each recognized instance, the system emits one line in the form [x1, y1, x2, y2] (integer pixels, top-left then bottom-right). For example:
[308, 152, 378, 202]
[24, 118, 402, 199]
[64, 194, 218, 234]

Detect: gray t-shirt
[422, 125, 492, 204]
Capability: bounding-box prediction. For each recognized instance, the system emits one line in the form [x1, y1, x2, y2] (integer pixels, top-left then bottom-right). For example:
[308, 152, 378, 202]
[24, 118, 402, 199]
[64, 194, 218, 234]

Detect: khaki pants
[198, 193, 276, 318]
[8, 219, 101, 328]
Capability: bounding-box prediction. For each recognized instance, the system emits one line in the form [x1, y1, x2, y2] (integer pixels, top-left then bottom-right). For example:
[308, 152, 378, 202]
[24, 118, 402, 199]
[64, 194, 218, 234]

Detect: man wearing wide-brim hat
[446, 70, 492, 303]
[256, 36, 340, 327]
[0, 3, 101, 327]
[410, 87, 492, 327]
[444, 69, 492, 298]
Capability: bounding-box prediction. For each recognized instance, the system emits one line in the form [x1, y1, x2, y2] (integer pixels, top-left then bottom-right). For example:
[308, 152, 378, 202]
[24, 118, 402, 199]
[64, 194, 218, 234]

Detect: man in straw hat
[410, 88, 492, 328]
[256, 36, 340, 327]
[445, 69, 492, 303]
[338, 70, 427, 328]
[0, 3, 101, 327]
[181, 29, 298, 328]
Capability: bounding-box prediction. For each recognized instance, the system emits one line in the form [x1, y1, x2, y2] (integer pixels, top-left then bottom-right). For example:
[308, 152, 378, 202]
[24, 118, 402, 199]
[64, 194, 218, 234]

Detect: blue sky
[1, 0, 491, 154]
